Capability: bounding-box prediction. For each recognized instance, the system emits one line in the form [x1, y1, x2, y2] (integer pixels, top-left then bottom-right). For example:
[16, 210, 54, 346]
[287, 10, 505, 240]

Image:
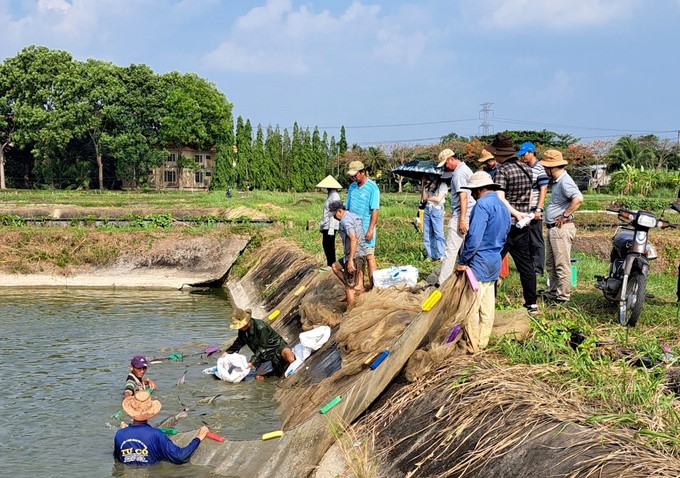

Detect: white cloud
[203, 0, 429, 74]
[463, 0, 641, 30]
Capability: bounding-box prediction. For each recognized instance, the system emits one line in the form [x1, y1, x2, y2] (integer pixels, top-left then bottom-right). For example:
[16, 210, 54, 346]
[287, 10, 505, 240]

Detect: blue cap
[517, 142, 536, 156]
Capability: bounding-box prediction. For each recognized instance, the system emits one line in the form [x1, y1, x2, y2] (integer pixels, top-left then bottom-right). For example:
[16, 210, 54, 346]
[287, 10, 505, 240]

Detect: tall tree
[338, 125, 348, 154]
[4, 46, 79, 187]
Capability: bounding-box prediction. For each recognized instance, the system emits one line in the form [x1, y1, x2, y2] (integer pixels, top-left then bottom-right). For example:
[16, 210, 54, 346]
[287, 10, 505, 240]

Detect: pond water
[0, 288, 283, 478]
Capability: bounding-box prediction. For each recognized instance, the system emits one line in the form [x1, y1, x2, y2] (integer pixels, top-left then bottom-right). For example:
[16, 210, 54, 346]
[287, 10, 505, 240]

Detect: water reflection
[0, 289, 282, 478]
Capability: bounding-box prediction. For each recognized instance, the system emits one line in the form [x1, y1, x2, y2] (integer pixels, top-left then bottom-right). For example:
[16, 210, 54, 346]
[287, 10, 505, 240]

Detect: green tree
[4, 46, 79, 187]
[606, 136, 656, 170]
[338, 125, 348, 155]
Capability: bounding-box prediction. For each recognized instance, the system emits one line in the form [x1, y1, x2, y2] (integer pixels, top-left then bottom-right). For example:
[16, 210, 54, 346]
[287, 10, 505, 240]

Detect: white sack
[216, 353, 250, 383]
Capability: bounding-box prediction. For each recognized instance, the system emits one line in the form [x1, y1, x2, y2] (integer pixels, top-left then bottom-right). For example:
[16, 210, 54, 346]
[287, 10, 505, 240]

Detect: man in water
[123, 354, 156, 398]
[222, 308, 296, 379]
[114, 390, 208, 465]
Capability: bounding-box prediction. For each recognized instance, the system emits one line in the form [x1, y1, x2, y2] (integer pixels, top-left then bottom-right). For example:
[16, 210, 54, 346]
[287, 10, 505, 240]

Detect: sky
[1, 0, 679, 148]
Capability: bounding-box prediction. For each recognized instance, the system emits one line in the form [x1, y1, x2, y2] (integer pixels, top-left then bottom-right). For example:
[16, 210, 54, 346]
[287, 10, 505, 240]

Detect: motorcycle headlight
[645, 243, 658, 259]
[636, 213, 657, 228]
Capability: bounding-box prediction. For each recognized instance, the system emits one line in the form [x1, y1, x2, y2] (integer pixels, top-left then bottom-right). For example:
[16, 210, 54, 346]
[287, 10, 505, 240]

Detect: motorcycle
[595, 208, 672, 327]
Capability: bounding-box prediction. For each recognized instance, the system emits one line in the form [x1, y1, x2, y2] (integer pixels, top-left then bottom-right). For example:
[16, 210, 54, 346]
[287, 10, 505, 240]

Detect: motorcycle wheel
[618, 272, 647, 327]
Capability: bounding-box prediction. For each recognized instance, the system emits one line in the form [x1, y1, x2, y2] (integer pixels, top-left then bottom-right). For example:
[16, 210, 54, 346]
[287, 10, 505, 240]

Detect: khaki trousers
[464, 280, 496, 353]
[546, 222, 576, 300]
[438, 214, 465, 285]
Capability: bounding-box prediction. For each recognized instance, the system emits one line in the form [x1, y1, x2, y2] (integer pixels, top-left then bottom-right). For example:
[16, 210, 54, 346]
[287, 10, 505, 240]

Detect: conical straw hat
[316, 175, 342, 189]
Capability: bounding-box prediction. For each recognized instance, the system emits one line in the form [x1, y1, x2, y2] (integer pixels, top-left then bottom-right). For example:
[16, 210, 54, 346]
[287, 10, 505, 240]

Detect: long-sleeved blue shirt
[114, 423, 201, 466]
[458, 191, 511, 283]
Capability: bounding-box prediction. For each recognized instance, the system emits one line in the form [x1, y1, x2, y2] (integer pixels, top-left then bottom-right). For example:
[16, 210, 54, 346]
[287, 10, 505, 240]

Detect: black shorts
[340, 256, 366, 287]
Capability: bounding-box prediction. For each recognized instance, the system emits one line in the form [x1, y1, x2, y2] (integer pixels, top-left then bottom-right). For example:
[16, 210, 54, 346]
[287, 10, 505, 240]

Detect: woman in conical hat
[316, 175, 343, 268]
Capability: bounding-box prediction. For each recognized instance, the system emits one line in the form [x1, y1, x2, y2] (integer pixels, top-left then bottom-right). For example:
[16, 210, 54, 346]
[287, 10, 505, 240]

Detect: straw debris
[356, 355, 680, 477]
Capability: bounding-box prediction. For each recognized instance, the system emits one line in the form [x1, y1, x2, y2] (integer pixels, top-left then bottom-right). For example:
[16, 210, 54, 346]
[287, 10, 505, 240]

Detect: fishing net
[276, 284, 428, 428]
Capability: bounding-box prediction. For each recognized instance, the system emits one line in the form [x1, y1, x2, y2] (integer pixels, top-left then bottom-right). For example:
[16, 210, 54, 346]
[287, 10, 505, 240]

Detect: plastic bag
[299, 325, 331, 351]
[285, 325, 332, 377]
[372, 265, 419, 288]
[215, 353, 251, 383]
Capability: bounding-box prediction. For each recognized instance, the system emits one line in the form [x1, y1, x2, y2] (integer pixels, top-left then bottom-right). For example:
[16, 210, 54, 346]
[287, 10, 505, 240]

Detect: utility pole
[478, 102, 494, 136]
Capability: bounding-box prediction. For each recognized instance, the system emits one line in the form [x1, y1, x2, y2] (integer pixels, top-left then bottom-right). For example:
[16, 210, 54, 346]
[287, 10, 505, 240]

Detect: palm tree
[607, 136, 656, 169]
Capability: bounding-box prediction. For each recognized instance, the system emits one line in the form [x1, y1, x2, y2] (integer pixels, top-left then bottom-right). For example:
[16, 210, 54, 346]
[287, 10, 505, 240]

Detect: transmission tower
[478, 102, 494, 136]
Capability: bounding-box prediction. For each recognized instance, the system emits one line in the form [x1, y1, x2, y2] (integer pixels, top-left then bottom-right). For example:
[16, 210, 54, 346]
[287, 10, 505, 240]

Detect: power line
[311, 118, 478, 130]
[493, 116, 678, 135]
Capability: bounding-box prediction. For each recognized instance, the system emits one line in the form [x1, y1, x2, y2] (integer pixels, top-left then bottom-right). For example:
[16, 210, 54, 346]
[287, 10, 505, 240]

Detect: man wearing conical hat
[114, 391, 209, 465]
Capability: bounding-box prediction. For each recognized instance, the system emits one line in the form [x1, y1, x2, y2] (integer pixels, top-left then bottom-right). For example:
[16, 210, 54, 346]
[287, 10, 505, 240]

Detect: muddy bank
[0, 231, 249, 289]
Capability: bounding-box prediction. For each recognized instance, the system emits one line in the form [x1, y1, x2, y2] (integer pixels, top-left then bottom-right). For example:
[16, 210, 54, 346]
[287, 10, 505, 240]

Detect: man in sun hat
[328, 200, 368, 307]
[114, 390, 209, 465]
[540, 149, 583, 303]
[517, 142, 549, 278]
[487, 133, 538, 315]
[123, 354, 156, 398]
[316, 175, 343, 267]
[346, 160, 380, 288]
[223, 308, 295, 379]
[437, 148, 475, 286]
[455, 171, 510, 352]
[478, 148, 498, 180]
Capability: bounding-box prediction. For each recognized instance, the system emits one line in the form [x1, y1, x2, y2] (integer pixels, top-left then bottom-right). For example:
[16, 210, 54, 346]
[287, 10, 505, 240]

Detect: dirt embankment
[0, 206, 254, 288]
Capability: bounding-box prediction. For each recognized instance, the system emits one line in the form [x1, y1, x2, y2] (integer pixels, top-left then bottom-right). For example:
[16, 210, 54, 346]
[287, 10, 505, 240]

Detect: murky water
[0, 288, 283, 478]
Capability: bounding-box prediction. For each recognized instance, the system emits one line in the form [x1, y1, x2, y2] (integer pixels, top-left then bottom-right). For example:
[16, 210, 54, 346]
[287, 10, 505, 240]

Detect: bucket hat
[478, 149, 494, 163]
[485, 133, 516, 157]
[461, 170, 502, 191]
[316, 175, 342, 189]
[122, 390, 162, 421]
[539, 149, 568, 167]
[229, 308, 252, 330]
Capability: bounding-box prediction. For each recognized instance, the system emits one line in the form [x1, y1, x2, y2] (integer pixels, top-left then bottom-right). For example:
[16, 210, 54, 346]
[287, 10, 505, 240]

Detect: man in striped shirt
[518, 142, 549, 277]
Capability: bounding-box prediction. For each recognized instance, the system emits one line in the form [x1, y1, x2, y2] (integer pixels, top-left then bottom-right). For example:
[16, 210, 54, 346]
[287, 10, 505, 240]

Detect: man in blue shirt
[455, 171, 511, 352]
[346, 161, 380, 289]
[114, 390, 209, 466]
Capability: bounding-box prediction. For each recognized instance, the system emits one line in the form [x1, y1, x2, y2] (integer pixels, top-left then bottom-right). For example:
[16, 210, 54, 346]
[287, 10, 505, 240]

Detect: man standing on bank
[540, 150, 583, 303]
[329, 201, 368, 307]
[517, 142, 549, 277]
[438, 148, 475, 285]
[487, 133, 538, 314]
[346, 161, 380, 289]
[455, 171, 510, 352]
